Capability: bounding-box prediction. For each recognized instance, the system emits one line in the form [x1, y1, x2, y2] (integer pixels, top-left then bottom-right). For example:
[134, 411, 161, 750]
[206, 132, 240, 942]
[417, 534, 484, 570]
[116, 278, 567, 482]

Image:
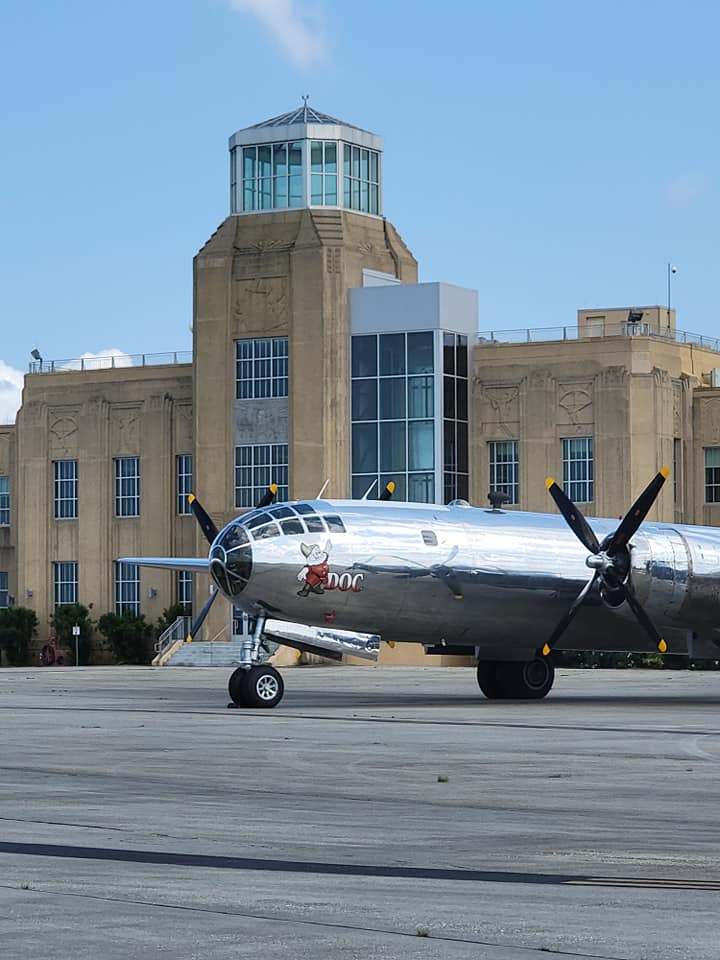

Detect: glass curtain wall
[442, 333, 469, 502]
[351, 332, 435, 502]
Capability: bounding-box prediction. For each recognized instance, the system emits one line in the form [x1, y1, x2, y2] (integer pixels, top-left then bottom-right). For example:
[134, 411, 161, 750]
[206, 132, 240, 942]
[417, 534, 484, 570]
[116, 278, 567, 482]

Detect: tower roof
[244, 104, 372, 136]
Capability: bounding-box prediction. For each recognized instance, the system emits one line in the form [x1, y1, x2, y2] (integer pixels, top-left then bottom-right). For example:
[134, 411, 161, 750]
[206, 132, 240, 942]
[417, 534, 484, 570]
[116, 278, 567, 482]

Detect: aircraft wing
[118, 557, 209, 572]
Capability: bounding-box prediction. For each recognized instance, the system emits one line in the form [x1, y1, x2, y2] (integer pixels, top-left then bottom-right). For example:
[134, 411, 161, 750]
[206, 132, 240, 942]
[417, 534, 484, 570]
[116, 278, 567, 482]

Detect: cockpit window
[324, 515, 346, 533]
[294, 502, 317, 515]
[250, 522, 280, 540]
[220, 524, 249, 549]
[280, 517, 304, 536]
[421, 530, 437, 546]
[245, 511, 271, 530]
[270, 506, 296, 520]
[304, 515, 326, 533]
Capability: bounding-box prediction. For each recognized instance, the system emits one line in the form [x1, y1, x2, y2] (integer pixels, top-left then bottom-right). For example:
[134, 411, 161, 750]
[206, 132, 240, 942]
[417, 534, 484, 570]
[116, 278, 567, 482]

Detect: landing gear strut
[476, 658, 554, 700]
[228, 664, 285, 708]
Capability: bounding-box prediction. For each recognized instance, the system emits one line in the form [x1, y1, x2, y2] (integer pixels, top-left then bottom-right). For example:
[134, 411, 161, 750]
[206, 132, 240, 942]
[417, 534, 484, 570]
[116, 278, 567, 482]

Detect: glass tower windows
[562, 437, 594, 503]
[235, 338, 288, 399]
[343, 144, 379, 214]
[310, 141, 337, 206]
[351, 332, 435, 502]
[237, 141, 303, 212]
[235, 444, 289, 509]
[443, 334, 469, 503]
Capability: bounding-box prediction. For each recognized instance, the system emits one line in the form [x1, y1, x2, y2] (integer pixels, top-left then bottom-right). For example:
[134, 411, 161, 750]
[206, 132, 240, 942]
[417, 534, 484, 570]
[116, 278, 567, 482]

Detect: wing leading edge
[118, 557, 209, 573]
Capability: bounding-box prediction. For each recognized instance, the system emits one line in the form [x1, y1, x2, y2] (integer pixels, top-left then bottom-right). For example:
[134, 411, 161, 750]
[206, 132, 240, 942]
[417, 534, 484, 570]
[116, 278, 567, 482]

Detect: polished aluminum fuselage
[214, 500, 720, 658]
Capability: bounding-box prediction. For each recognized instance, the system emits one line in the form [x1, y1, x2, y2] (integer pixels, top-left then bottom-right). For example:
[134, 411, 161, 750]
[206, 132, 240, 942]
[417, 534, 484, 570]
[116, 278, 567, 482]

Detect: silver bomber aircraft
[121, 468, 720, 708]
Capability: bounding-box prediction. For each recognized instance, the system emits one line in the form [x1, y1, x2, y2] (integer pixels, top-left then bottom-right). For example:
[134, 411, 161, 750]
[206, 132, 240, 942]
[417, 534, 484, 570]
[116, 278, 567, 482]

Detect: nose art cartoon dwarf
[297, 541, 331, 596]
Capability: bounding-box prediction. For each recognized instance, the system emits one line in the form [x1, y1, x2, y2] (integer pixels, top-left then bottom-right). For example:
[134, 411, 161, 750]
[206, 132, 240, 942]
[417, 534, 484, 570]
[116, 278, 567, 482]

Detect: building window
[115, 561, 140, 614]
[235, 141, 303, 212]
[115, 457, 140, 517]
[443, 333, 469, 503]
[235, 337, 289, 400]
[176, 455, 192, 515]
[310, 140, 338, 206]
[488, 440, 519, 505]
[0, 476, 9, 526]
[53, 562, 78, 606]
[704, 448, 720, 503]
[235, 444, 289, 508]
[343, 143, 379, 214]
[351, 332, 436, 503]
[177, 571, 192, 611]
[0, 572, 8, 608]
[54, 460, 78, 519]
[562, 437, 594, 503]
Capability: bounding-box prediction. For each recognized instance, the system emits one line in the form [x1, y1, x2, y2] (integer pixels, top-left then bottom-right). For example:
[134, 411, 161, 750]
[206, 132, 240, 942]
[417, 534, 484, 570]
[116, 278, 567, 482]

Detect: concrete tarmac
[1, 664, 719, 959]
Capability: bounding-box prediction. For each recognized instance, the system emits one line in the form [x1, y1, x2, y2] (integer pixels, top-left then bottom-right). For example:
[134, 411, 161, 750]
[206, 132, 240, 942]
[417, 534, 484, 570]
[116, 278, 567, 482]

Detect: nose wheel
[228, 664, 285, 708]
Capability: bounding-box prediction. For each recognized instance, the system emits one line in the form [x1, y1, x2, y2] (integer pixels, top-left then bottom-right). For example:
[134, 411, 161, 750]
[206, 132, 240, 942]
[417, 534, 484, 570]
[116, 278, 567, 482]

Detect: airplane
[121, 467, 720, 709]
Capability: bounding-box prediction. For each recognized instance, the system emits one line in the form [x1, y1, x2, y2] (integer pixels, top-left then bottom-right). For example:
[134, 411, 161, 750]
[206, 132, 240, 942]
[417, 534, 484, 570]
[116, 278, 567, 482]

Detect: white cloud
[61, 349, 133, 371]
[228, 0, 326, 66]
[0, 360, 23, 425]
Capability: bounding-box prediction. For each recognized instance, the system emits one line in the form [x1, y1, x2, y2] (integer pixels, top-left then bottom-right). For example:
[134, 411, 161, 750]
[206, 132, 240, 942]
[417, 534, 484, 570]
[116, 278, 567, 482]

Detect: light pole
[667, 262, 677, 331]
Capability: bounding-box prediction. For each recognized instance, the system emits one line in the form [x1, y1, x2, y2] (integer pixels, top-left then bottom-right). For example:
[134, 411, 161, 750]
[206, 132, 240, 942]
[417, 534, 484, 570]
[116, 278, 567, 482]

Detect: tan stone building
[2, 104, 720, 654]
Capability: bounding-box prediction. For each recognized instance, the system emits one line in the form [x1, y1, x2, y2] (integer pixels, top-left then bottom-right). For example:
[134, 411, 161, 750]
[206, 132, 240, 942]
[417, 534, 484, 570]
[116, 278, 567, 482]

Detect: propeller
[184, 483, 279, 641]
[379, 481, 395, 501]
[542, 467, 670, 657]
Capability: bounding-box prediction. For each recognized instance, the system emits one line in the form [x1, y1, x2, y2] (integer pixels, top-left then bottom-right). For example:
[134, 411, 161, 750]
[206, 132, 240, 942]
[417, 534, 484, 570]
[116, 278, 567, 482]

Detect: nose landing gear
[228, 664, 285, 708]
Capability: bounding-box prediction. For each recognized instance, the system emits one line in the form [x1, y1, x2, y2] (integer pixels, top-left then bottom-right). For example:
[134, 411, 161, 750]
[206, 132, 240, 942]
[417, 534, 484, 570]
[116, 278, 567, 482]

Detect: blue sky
[1, 0, 718, 420]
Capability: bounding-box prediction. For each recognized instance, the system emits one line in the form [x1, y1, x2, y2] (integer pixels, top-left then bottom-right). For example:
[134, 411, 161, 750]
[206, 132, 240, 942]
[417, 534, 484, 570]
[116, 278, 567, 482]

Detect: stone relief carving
[558, 385, 593, 425]
[325, 248, 342, 274]
[672, 380, 683, 436]
[233, 277, 288, 333]
[698, 397, 720, 444]
[111, 408, 140, 450]
[49, 416, 78, 451]
[598, 366, 628, 387]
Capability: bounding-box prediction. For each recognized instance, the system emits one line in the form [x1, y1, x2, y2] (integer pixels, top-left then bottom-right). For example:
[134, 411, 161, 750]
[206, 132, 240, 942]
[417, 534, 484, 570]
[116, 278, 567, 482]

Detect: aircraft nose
[210, 523, 253, 598]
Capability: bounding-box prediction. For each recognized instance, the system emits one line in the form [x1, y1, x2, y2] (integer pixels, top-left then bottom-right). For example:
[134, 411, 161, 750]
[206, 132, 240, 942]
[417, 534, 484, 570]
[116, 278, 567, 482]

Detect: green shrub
[155, 602, 191, 639]
[0, 607, 38, 666]
[97, 611, 153, 665]
[51, 603, 94, 665]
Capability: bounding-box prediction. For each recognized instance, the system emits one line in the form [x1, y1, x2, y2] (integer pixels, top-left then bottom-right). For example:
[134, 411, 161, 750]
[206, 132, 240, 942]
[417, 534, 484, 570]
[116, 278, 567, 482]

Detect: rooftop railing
[28, 351, 192, 374]
[479, 321, 720, 353]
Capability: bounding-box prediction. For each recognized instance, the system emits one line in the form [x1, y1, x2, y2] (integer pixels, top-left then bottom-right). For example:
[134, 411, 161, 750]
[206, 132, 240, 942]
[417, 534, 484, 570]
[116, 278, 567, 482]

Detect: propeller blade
[607, 467, 669, 555]
[188, 494, 219, 544]
[621, 582, 668, 653]
[379, 481, 395, 501]
[545, 477, 600, 554]
[256, 483, 278, 509]
[185, 587, 219, 643]
[541, 571, 598, 656]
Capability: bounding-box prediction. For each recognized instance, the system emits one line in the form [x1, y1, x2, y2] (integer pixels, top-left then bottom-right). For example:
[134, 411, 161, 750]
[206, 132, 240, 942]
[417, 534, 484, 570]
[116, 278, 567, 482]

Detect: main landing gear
[476, 658, 554, 700]
[228, 664, 285, 708]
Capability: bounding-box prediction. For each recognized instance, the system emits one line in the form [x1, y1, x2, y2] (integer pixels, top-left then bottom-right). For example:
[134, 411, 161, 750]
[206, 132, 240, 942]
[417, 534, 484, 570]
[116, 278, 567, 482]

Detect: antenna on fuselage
[316, 478, 330, 499]
[360, 478, 378, 500]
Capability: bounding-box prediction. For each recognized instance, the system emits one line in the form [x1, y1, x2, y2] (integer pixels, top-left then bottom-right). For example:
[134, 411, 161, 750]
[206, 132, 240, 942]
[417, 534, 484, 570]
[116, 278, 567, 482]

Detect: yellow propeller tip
[387, 640, 396, 649]
[454, 594, 463, 600]
[658, 639, 668, 653]
[270, 483, 278, 494]
[545, 477, 555, 490]
[387, 481, 396, 493]
[660, 466, 670, 479]
[542, 643, 551, 657]
[188, 493, 196, 504]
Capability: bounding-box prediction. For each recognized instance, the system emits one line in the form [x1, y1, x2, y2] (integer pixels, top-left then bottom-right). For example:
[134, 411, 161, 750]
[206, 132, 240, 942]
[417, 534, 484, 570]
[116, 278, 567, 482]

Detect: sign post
[72, 625, 80, 666]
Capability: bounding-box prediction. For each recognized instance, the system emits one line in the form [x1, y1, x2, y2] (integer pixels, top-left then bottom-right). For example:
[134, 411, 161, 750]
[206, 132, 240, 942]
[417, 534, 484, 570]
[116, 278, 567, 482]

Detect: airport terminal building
[3, 103, 720, 650]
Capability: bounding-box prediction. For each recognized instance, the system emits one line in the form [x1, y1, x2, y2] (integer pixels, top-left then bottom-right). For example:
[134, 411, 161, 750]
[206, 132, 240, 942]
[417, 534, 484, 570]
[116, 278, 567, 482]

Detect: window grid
[115, 457, 140, 517]
[488, 440, 519, 505]
[235, 338, 289, 400]
[351, 332, 436, 503]
[0, 571, 8, 608]
[704, 448, 720, 503]
[53, 561, 78, 606]
[176, 455, 192, 515]
[442, 333, 469, 503]
[54, 460, 78, 519]
[0, 476, 9, 526]
[235, 444, 289, 509]
[237, 141, 303, 212]
[115, 562, 140, 614]
[177, 571, 192, 610]
[310, 140, 338, 206]
[562, 437, 594, 503]
[343, 143, 379, 214]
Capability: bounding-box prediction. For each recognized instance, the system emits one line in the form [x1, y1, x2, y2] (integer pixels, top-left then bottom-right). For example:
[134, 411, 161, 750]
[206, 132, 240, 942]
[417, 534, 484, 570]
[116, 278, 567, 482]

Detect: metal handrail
[28, 351, 192, 374]
[479, 323, 720, 353]
[154, 616, 191, 655]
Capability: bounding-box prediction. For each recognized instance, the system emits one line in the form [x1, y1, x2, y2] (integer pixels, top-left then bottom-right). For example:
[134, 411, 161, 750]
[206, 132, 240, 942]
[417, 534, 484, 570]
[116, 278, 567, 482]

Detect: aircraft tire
[228, 667, 248, 706]
[241, 665, 285, 709]
[503, 658, 554, 699]
[476, 661, 511, 699]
